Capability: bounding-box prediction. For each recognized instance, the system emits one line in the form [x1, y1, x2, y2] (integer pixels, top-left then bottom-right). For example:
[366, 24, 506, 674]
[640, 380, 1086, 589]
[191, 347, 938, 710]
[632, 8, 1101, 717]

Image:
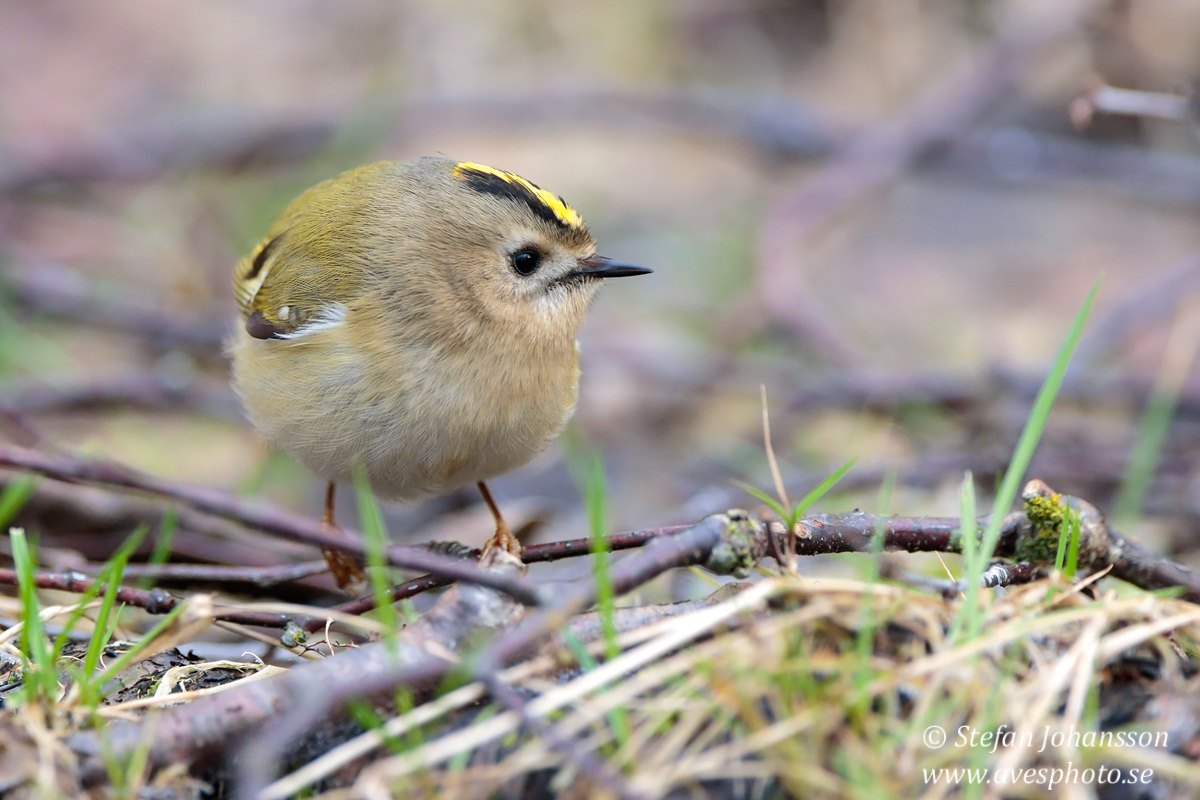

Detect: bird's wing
[233, 191, 365, 341]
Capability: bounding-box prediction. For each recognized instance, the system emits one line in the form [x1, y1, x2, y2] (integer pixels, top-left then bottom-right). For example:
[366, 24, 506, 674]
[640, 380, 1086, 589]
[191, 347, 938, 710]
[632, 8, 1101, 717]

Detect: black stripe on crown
[457, 167, 572, 230]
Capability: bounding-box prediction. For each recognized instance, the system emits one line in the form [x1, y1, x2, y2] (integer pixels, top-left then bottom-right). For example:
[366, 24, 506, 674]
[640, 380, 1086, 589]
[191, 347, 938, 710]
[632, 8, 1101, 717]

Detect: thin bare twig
[889, 561, 1044, 599]
[0, 444, 545, 607]
[974, 561, 1041, 591]
[110, 560, 331, 588]
[1, 469, 323, 570]
[0, 567, 291, 628]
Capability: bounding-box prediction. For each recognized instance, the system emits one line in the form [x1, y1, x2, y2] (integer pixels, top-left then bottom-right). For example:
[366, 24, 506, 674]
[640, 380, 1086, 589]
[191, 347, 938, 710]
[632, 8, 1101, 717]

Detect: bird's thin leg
[322, 481, 338, 528]
[477, 481, 522, 557]
[319, 480, 365, 590]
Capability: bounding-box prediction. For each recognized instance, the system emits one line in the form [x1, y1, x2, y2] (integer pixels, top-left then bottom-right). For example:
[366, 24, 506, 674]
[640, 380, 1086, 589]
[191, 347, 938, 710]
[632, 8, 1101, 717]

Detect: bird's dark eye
[511, 248, 541, 277]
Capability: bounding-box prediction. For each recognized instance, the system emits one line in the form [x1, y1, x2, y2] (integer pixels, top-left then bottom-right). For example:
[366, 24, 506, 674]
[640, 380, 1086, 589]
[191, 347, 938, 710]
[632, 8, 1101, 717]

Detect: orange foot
[476, 481, 523, 561]
[480, 522, 523, 560]
[321, 547, 367, 592]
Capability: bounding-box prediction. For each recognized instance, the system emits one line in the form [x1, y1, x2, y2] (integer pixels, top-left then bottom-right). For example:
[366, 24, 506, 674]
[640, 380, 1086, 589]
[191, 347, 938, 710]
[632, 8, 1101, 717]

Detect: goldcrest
[229, 157, 650, 553]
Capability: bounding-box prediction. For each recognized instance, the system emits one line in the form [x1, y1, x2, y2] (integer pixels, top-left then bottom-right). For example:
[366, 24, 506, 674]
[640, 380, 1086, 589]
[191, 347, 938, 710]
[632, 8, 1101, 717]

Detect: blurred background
[2, 0, 1199, 599]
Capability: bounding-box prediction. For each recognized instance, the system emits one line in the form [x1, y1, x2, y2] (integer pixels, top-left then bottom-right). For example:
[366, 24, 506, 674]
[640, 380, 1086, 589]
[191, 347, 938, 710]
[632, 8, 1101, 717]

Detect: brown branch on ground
[1, 470, 326, 577]
[327, 504, 971, 620]
[0, 444, 545, 606]
[1020, 479, 1200, 602]
[0, 567, 292, 628]
[770, 480, 1200, 602]
[343, 478, 1200, 614]
[107, 560, 331, 588]
[975, 561, 1042, 591]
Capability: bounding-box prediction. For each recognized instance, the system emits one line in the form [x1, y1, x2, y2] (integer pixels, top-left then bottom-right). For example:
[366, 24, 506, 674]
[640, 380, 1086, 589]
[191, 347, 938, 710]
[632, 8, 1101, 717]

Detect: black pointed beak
[577, 256, 653, 279]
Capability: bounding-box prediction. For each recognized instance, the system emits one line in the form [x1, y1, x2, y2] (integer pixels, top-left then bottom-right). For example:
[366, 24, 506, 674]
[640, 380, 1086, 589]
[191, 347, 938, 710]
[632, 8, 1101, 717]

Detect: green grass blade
[851, 470, 895, 705]
[972, 277, 1101, 575]
[353, 469, 398, 637]
[562, 439, 632, 751]
[583, 455, 630, 747]
[735, 482, 790, 522]
[584, 458, 618, 660]
[137, 509, 178, 590]
[1054, 512, 1070, 574]
[950, 472, 979, 643]
[82, 526, 148, 679]
[86, 601, 190, 694]
[789, 458, 856, 523]
[1113, 389, 1176, 526]
[0, 475, 36, 529]
[51, 525, 148, 674]
[1064, 507, 1082, 580]
[561, 628, 631, 748]
[10, 528, 56, 701]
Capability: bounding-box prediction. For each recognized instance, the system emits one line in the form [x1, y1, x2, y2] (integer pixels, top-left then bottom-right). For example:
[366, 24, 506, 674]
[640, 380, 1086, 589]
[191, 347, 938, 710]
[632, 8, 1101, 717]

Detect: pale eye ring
[511, 247, 541, 277]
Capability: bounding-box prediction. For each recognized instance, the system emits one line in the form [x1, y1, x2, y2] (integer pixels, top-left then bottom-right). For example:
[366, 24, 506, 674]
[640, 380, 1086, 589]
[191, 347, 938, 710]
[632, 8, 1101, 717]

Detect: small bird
[229, 157, 650, 560]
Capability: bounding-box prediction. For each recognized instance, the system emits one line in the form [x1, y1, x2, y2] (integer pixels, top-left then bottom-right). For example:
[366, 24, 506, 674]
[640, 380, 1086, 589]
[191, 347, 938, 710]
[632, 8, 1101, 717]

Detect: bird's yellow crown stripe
[454, 161, 584, 229]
